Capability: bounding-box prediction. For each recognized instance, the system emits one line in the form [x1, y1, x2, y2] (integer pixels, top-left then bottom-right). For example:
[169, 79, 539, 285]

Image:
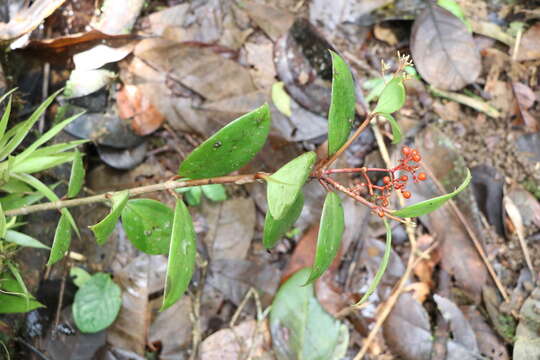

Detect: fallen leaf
[462, 307, 510, 360]
[515, 24, 540, 61]
[141, 4, 189, 36]
[0, 0, 65, 41]
[199, 320, 273, 360]
[116, 84, 165, 136]
[514, 288, 540, 359]
[512, 82, 539, 132]
[202, 196, 255, 260]
[243, 2, 294, 41]
[413, 234, 440, 289]
[410, 4, 481, 90]
[74, 42, 135, 71]
[91, 0, 145, 36]
[506, 182, 540, 228]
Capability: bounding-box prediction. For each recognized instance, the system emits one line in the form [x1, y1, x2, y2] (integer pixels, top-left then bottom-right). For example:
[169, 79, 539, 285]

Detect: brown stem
[5, 173, 269, 217]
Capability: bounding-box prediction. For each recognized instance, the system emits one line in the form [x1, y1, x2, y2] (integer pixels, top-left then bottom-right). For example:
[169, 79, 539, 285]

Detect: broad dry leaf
[0, 0, 65, 40]
[410, 4, 481, 90]
[515, 24, 540, 61]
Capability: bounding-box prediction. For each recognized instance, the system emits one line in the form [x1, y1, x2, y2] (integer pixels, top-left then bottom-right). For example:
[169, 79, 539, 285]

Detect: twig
[5, 173, 269, 217]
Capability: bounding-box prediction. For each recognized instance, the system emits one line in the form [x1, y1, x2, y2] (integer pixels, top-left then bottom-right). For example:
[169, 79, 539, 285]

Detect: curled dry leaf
[515, 24, 540, 62]
[512, 82, 539, 132]
[117, 84, 166, 136]
[410, 4, 481, 90]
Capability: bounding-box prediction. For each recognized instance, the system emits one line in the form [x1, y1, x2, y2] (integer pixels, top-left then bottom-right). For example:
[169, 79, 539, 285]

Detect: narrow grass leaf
[5, 230, 49, 249]
[161, 200, 197, 311]
[48, 213, 72, 266]
[267, 152, 316, 219]
[67, 150, 84, 198]
[379, 113, 402, 144]
[393, 168, 471, 217]
[305, 192, 345, 284]
[179, 104, 271, 179]
[373, 77, 406, 114]
[89, 191, 129, 245]
[263, 191, 304, 249]
[328, 50, 356, 156]
[354, 218, 392, 306]
[0, 93, 15, 140]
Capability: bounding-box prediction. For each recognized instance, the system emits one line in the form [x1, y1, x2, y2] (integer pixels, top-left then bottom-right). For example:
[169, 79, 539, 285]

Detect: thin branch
[5, 173, 269, 217]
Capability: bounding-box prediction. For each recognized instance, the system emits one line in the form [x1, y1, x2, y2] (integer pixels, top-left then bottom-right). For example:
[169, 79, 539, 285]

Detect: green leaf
[11, 152, 77, 174]
[72, 273, 122, 333]
[269, 268, 349, 360]
[267, 152, 316, 220]
[180, 186, 202, 206]
[160, 200, 197, 311]
[305, 192, 345, 284]
[5, 230, 50, 249]
[28, 139, 88, 158]
[0, 92, 15, 141]
[0, 192, 44, 211]
[178, 104, 271, 179]
[89, 191, 129, 245]
[121, 199, 174, 254]
[12, 173, 79, 237]
[13, 111, 84, 166]
[393, 168, 472, 218]
[68, 150, 85, 198]
[373, 77, 406, 114]
[201, 184, 227, 202]
[263, 191, 304, 249]
[0, 272, 44, 314]
[0, 203, 5, 238]
[272, 82, 292, 117]
[354, 219, 392, 306]
[437, 0, 472, 32]
[70, 267, 92, 287]
[0, 88, 63, 161]
[328, 50, 356, 156]
[379, 113, 402, 144]
[47, 213, 72, 266]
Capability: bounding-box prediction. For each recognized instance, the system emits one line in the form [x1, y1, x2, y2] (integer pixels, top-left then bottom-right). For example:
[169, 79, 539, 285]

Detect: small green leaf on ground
[161, 200, 196, 311]
[379, 113, 402, 144]
[121, 199, 174, 254]
[263, 191, 304, 249]
[67, 150, 85, 198]
[272, 82, 292, 117]
[270, 268, 349, 360]
[90, 191, 129, 245]
[5, 230, 49, 249]
[70, 267, 92, 287]
[373, 76, 406, 114]
[328, 50, 356, 156]
[354, 219, 392, 306]
[267, 152, 316, 219]
[393, 168, 471, 217]
[178, 104, 271, 179]
[305, 192, 345, 284]
[201, 184, 227, 202]
[47, 213, 72, 266]
[73, 272, 122, 333]
[437, 0, 472, 32]
[0, 273, 43, 314]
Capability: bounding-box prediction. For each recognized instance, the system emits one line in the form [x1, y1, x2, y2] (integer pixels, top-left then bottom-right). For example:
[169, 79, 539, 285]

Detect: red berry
[377, 210, 385, 218]
[381, 199, 389, 207]
[412, 154, 421, 162]
[360, 182, 366, 187]
[411, 149, 419, 156]
[402, 146, 411, 156]
[418, 172, 427, 181]
[400, 175, 408, 182]
[383, 176, 391, 184]
[394, 183, 402, 189]
[402, 191, 411, 199]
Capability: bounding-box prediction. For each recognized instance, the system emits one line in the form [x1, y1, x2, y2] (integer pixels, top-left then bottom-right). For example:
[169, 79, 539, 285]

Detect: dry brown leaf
[243, 2, 294, 41]
[117, 84, 166, 136]
[373, 24, 398, 45]
[410, 4, 481, 90]
[413, 234, 440, 290]
[515, 24, 540, 62]
[512, 82, 539, 132]
[198, 320, 273, 360]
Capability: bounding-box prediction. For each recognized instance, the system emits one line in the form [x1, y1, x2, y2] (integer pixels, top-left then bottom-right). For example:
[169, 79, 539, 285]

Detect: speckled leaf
[73, 273, 122, 333]
[373, 77, 406, 114]
[160, 200, 196, 311]
[393, 168, 471, 217]
[270, 268, 349, 360]
[328, 51, 355, 156]
[178, 104, 271, 179]
[67, 150, 85, 198]
[121, 199, 173, 254]
[263, 192, 304, 249]
[379, 113, 402, 144]
[267, 152, 316, 219]
[305, 192, 344, 284]
[89, 191, 129, 245]
[47, 213, 72, 266]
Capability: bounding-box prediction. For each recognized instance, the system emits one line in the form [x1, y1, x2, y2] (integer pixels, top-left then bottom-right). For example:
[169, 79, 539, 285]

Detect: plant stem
[5, 173, 269, 217]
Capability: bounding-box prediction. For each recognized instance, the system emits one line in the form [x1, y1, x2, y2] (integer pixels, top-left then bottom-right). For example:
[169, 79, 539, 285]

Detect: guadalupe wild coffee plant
[0, 51, 470, 333]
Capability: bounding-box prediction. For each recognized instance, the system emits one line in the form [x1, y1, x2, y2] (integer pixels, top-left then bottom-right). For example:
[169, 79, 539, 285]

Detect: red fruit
[400, 175, 408, 182]
[418, 172, 427, 181]
[394, 183, 402, 189]
[377, 210, 385, 218]
[383, 176, 391, 184]
[402, 191, 411, 199]
[411, 149, 419, 156]
[402, 146, 411, 156]
[381, 199, 389, 207]
[412, 154, 421, 162]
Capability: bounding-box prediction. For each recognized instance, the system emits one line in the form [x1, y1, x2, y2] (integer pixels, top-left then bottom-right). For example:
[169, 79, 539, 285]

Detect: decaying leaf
[515, 24, 540, 62]
[410, 4, 481, 90]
